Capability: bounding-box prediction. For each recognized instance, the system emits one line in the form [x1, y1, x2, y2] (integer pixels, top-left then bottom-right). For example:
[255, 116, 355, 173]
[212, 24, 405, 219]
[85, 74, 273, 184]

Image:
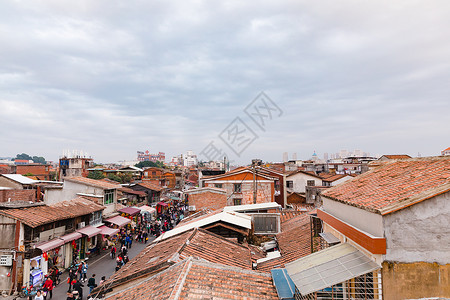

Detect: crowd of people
[32, 202, 188, 300]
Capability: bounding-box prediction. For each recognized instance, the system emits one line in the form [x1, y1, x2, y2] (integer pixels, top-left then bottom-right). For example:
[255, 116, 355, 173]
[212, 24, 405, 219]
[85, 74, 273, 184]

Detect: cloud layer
[1, 1, 449, 163]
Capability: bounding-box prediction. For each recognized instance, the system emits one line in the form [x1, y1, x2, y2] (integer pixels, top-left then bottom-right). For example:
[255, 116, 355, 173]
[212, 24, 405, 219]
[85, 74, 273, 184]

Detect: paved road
[14, 238, 152, 300]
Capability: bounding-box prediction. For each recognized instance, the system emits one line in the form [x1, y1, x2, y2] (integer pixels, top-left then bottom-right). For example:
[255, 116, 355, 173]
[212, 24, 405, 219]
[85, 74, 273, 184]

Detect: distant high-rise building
[184, 150, 198, 167]
[324, 152, 329, 161]
[283, 152, 288, 162]
[292, 152, 297, 160]
[137, 150, 165, 162]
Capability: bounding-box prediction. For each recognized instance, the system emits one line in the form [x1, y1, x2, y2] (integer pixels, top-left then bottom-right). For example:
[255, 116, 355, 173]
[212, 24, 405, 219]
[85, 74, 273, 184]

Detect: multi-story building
[137, 150, 165, 162]
[442, 147, 450, 156]
[58, 155, 94, 180]
[183, 150, 197, 167]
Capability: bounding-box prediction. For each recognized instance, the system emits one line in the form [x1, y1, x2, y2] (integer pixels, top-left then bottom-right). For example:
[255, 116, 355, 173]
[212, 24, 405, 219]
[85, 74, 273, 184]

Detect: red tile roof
[118, 187, 146, 196]
[102, 228, 253, 290]
[322, 156, 450, 215]
[0, 197, 105, 227]
[278, 214, 312, 265]
[380, 154, 412, 159]
[257, 256, 284, 273]
[105, 258, 278, 300]
[64, 177, 121, 189]
[136, 181, 164, 191]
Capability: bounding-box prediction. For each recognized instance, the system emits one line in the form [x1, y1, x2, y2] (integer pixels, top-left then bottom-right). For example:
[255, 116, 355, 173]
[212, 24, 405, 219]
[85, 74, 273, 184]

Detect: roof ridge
[168, 257, 193, 300]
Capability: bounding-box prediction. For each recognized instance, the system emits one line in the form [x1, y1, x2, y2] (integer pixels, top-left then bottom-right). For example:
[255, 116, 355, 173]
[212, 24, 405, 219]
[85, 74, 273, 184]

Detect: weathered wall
[188, 191, 227, 211]
[323, 197, 384, 237]
[383, 192, 450, 264]
[0, 189, 35, 202]
[382, 261, 450, 299]
[0, 177, 22, 189]
[0, 216, 15, 248]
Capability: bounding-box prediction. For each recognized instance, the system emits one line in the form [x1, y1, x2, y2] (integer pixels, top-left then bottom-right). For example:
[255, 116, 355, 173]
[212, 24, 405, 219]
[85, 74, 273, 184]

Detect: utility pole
[252, 159, 262, 204]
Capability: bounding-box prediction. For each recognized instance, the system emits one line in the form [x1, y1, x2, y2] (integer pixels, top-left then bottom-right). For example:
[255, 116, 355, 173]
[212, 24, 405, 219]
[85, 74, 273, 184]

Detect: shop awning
[35, 238, 64, 252]
[285, 243, 380, 296]
[118, 207, 141, 216]
[76, 226, 102, 238]
[105, 215, 131, 227]
[140, 205, 156, 214]
[157, 201, 168, 207]
[98, 225, 119, 236]
[59, 232, 83, 243]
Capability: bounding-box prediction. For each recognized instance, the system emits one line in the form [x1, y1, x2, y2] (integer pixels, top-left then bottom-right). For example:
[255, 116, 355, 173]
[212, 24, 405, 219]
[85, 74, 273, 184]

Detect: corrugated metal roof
[155, 211, 252, 242]
[271, 269, 296, 300]
[285, 243, 380, 296]
[1, 174, 37, 184]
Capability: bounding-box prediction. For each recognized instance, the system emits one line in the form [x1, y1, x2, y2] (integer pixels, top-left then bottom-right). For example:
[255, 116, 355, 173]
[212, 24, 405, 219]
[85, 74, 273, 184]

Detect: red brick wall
[16, 165, 50, 180]
[0, 189, 36, 202]
[188, 191, 227, 211]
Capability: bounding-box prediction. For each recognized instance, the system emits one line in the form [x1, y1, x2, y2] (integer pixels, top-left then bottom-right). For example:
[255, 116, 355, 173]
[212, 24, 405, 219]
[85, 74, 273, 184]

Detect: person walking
[99, 276, 106, 286]
[42, 276, 54, 299]
[67, 268, 76, 292]
[72, 279, 84, 300]
[110, 245, 116, 259]
[87, 274, 97, 294]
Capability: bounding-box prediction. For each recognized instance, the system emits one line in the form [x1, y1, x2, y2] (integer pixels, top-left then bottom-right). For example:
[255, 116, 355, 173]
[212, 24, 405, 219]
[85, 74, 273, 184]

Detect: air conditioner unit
[77, 222, 86, 229]
[0, 255, 13, 266]
[188, 205, 196, 211]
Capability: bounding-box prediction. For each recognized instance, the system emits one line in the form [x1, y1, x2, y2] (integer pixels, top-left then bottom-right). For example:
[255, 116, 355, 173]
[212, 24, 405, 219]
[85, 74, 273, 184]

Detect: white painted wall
[383, 191, 450, 265]
[330, 175, 353, 186]
[287, 172, 322, 193]
[323, 197, 384, 237]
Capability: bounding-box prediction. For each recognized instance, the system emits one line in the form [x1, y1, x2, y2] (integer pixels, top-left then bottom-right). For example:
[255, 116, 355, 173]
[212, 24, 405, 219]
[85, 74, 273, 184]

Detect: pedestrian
[99, 276, 106, 285]
[42, 276, 54, 299]
[72, 290, 80, 300]
[66, 292, 74, 300]
[110, 245, 116, 259]
[80, 261, 88, 282]
[34, 290, 44, 300]
[87, 274, 97, 294]
[68, 268, 76, 292]
[143, 231, 148, 243]
[72, 279, 84, 300]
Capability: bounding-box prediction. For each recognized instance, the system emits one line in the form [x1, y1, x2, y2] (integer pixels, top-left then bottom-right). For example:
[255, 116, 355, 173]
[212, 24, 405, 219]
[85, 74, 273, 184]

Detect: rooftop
[322, 156, 450, 215]
[278, 214, 312, 265]
[64, 176, 121, 190]
[105, 257, 278, 300]
[1, 174, 38, 185]
[0, 197, 105, 227]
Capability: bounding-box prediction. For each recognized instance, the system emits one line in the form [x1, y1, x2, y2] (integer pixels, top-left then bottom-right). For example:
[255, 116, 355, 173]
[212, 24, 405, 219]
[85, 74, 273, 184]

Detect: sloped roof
[155, 210, 252, 242]
[202, 167, 277, 181]
[0, 197, 105, 228]
[102, 228, 253, 291]
[379, 154, 412, 160]
[135, 181, 164, 191]
[277, 214, 312, 265]
[286, 170, 322, 179]
[1, 174, 37, 185]
[105, 258, 278, 300]
[322, 156, 450, 215]
[64, 176, 121, 189]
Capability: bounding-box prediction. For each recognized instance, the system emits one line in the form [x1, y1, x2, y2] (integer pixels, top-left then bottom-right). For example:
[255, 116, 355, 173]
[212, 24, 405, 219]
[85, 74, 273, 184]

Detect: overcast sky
[1, 1, 449, 164]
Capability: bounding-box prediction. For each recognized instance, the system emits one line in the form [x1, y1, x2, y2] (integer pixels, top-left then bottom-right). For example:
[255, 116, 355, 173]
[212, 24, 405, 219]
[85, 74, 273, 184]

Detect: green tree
[118, 172, 133, 183]
[107, 174, 122, 183]
[14, 153, 46, 164]
[32, 156, 46, 164]
[87, 170, 105, 180]
[135, 161, 160, 168]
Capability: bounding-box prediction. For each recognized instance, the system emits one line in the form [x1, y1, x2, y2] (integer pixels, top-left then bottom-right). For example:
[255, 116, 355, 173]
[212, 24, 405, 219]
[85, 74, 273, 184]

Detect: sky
[1, 0, 449, 164]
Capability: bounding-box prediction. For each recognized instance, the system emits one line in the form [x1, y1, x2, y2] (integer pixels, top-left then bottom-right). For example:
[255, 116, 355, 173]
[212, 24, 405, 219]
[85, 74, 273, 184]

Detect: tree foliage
[87, 170, 105, 180]
[135, 160, 165, 169]
[14, 153, 46, 164]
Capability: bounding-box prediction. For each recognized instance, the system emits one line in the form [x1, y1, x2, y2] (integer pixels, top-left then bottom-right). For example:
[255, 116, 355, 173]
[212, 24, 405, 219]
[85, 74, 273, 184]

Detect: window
[233, 198, 242, 205]
[90, 211, 102, 226]
[307, 180, 315, 186]
[104, 189, 114, 205]
[234, 183, 242, 193]
[287, 181, 293, 188]
[215, 183, 223, 188]
[152, 171, 156, 176]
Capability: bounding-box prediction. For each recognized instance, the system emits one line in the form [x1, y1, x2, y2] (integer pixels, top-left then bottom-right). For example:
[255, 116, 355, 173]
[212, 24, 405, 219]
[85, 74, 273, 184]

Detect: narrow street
[15, 238, 152, 300]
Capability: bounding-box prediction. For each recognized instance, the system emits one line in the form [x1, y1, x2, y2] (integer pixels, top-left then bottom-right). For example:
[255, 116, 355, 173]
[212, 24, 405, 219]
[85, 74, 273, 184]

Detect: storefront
[76, 226, 102, 259]
[59, 232, 83, 268]
[98, 225, 120, 248]
[104, 215, 131, 228]
[156, 201, 168, 214]
[140, 205, 156, 221]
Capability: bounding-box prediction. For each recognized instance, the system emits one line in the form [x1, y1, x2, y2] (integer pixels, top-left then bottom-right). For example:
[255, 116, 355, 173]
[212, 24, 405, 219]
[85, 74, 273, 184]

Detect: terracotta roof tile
[136, 182, 164, 191]
[277, 214, 312, 265]
[102, 228, 253, 290]
[256, 256, 284, 273]
[380, 154, 412, 159]
[64, 176, 121, 189]
[322, 156, 450, 215]
[106, 258, 278, 300]
[0, 197, 105, 228]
